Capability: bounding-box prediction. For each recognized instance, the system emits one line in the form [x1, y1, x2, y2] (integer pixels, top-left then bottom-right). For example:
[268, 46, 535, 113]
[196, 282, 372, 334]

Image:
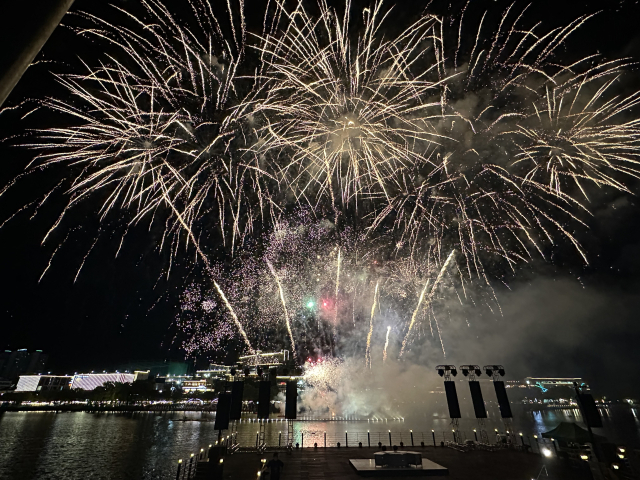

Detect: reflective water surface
[0, 405, 637, 480]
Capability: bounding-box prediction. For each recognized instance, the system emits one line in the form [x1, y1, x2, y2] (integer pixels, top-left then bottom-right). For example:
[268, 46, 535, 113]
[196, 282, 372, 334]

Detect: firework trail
[383, 326, 391, 363]
[332, 247, 342, 348]
[400, 250, 456, 358]
[365, 281, 380, 368]
[266, 259, 297, 358]
[402, 278, 430, 357]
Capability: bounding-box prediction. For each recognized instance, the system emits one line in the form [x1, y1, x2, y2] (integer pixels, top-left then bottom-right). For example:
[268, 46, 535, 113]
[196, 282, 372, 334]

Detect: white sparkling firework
[8, 0, 640, 360]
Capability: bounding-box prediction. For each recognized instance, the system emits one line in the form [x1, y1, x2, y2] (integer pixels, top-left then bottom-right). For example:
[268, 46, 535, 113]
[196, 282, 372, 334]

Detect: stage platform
[349, 458, 449, 477]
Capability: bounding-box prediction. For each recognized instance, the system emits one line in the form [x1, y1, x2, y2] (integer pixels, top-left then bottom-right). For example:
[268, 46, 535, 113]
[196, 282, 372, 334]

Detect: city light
[542, 448, 552, 458]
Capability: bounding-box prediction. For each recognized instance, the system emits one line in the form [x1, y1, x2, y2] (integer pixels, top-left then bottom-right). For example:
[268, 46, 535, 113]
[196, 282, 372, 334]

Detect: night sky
[1, 0, 640, 396]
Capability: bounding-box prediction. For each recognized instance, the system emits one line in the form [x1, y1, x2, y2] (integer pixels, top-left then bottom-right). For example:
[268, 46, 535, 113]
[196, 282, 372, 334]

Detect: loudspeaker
[493, 381, 512, 418]
[577, 393, 603, 428]
[257, 380, 271, 419]
[230, 381, 244, 421]
[469, 381, 487, 419]
[444, 381, 461, 419]
[214, 392, 231, 430]
[285, 381, 297, 419]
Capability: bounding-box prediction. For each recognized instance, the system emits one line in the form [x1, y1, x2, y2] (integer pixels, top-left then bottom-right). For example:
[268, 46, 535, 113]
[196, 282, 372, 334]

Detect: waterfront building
[155, 374, 192, 392]
[15, 375, 72, 392]
[181, 379, 208, 392]
[238, 350, 291, 368]
[522, 377, 588, 390]
[15, 370, 149, 392]
[70, 372, 135, 390]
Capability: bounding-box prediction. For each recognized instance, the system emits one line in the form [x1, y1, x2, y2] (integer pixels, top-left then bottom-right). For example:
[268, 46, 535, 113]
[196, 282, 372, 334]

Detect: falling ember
[383, 326, 391, 363]
[334, 248, 342, 321]
[365, 281, 379, 368]
[267, 260, 297, 358]
[399, 250, 456, 358]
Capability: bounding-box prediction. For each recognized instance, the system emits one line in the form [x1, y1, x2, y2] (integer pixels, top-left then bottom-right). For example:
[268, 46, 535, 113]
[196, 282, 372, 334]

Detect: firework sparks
[383, 326, 391, 363]
[267, 259, 297, 358]
[400, 250, 456, 358]
[365, 281, 380, 368]
[8, 0, 640, 361]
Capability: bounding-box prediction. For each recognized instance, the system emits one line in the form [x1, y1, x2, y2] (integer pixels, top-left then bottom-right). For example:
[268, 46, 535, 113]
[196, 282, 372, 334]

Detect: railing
[175, 437, 232, 480]
[173, 427, 559, 477]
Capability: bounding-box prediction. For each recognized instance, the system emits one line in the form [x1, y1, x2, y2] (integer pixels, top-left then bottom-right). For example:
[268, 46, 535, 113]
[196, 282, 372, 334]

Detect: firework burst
[7, 0, 640, 361]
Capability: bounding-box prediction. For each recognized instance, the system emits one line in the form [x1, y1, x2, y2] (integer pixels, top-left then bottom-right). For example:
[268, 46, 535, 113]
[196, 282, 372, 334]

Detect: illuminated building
[508, 378, 588, 406]
[181, 379, 208, 392]
[238, 350, 290, 368]
[15, 370, 149, 392]
[15, 375, 72, 392]
[202, 364, 232, 377]
[70, 372, 140, 390]
[523, 377, 588, 390]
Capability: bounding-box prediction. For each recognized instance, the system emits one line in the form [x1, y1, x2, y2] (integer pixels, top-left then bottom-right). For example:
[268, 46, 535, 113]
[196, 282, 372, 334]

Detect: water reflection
[0, 405, 638, 480]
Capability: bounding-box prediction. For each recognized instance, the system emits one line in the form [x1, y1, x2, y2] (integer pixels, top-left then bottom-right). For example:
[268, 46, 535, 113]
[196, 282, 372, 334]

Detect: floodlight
[461, 368, 469, 377]
[486, 368, 493, 377]
[451, 368, 457, 377]
[498, 368, 505, 377]
[437, 369, 444, 377]
[475, 369, 482, 377]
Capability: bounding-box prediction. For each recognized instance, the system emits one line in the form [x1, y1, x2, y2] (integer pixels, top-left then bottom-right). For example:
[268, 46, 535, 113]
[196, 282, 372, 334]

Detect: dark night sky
[1, 0, 640, 396]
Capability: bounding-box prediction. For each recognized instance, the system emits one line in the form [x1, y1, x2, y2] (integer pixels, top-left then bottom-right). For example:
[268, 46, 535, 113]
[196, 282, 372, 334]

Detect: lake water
[0, 405, 637, 480]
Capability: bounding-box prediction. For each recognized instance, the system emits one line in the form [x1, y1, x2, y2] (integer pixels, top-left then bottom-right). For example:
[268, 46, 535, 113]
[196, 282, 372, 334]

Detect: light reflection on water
[0, 405, 638, 480]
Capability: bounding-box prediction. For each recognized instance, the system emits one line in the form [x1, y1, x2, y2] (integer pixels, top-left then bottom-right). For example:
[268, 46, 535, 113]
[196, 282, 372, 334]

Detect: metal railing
[173, 428, 559, 478]
[175, 438, 232, 480]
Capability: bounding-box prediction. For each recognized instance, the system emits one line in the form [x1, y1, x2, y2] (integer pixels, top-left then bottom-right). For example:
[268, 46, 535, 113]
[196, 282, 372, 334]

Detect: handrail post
[175, 460, 182, 480]
[187, 454, 194, 478]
